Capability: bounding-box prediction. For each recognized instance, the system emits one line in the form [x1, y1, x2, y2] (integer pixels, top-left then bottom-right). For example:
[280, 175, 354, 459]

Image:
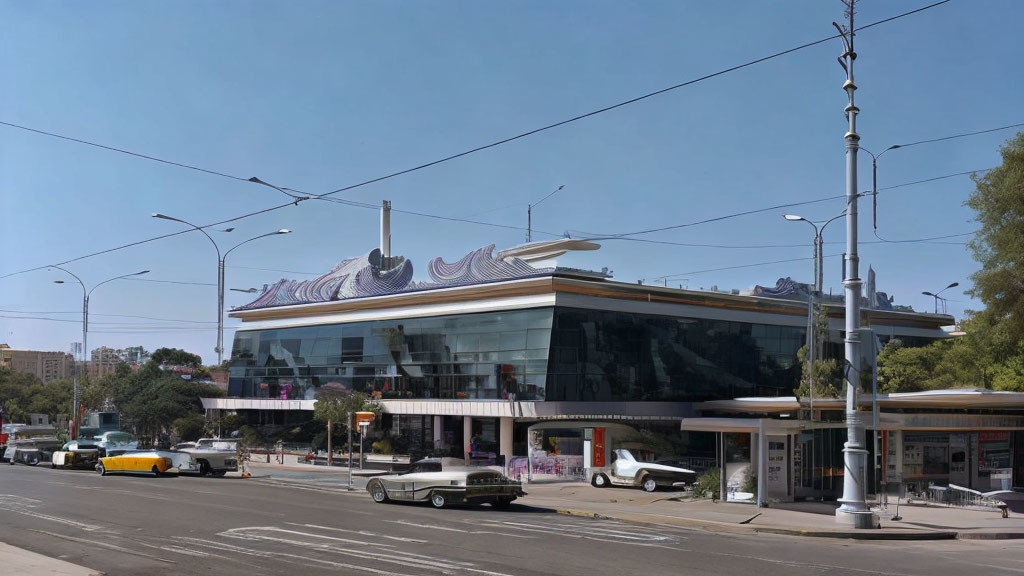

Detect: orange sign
[593, 427, 606, 468]
[354, 411, 376, 424]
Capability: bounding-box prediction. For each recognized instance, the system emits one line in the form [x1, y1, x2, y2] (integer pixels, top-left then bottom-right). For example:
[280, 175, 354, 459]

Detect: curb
[552, 507, 963, 541]
[956, 531, 1024, 540]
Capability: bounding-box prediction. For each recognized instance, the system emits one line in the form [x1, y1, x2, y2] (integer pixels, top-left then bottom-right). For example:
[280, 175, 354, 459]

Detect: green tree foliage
[81, 360, 223, 445]
[172, 414, 208, 443]
[876, 133, 1024, 392]
[966, 133, 1024, 354]
[149, 347, 203, 368]
[793, 306, 843, 398]
[0, 368, 74, 424]
[313, 389, 380, 449]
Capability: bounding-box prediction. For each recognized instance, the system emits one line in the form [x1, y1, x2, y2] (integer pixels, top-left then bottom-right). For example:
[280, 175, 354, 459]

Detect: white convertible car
[590, 449, 696, 492]
[366, 459, 526, 509]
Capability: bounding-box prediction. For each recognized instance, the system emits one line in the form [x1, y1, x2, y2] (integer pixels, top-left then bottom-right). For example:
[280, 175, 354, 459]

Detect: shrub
[691, 467, 721, 499]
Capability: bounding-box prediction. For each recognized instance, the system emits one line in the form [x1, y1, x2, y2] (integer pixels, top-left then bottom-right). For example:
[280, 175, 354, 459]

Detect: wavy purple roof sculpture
[235, 245, 552, 310]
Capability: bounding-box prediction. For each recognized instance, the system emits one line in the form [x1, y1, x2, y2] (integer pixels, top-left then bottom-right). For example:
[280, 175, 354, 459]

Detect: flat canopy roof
[697, 389, 1024, 414]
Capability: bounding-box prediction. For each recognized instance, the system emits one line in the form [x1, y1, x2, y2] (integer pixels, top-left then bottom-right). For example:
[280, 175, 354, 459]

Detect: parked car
[51, 441, 101, 469]
[92, 431, 139, 457]
[4, 436, 63, 466]
[96, 451, 174, 476]
[366, 458, 525, 509]
[174, 438, 238, 476]
[590, 449, 695, 492]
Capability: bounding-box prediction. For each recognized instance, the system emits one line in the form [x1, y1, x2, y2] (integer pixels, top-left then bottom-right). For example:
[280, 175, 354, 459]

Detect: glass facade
[229, 308, 553, 401]
[229, 305, 807, 403]
[545, 308, 804, 401]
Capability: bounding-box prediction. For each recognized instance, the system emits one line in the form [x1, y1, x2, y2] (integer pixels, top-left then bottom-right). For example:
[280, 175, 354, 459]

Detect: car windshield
[403, 461, 442, 474]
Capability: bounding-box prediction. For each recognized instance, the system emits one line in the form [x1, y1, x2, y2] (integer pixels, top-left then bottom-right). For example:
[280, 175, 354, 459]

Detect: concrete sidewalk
[240, 460, 1024, 540]
[0, 542, 101, 576]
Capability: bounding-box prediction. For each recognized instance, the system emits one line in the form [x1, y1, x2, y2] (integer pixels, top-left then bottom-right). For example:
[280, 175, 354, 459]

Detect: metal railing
[925, 483, 1007, 509]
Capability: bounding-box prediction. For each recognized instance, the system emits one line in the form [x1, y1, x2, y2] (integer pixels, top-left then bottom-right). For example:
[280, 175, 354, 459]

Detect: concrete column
[463, 416, 473, 465]
[433, 415, 443, 452]
[499, 417, 513, 473]
[757, 421, 767, 508]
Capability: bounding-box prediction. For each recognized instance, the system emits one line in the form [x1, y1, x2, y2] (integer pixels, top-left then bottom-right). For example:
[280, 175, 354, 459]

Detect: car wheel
[51, 462, 56, 469]
[641, 476, 658, 493]
[369, 481, 389, 503]
[97, 464, 106, 476]
[198, 460, 211, 476]
[430, 491, 448, 509]
[492, 497, 514, 510]
[27, 455, 39, 466]
[152, 465, 160, 476]
[591, 473, 609, 488]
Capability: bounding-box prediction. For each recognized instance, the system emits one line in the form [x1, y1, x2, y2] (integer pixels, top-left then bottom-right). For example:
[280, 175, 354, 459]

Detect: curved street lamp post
[152, 213, 289, 364]
[52, 266, 150, 438]
[922, 282, 959, 314]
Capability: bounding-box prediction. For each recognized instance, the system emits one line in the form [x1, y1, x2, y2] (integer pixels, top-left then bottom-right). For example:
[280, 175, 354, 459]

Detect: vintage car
[590, 449, 696, 492]
[174, 438, 238, 476]
[96, 451, 174, 476]
[92, 431, 139, 457]
[4, 434, 63, 467]
[366, 459, 525, 509]
[51, 441, 101, 469]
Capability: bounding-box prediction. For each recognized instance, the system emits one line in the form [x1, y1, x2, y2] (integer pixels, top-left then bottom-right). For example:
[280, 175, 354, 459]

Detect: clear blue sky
[2, 1, 1021, 363]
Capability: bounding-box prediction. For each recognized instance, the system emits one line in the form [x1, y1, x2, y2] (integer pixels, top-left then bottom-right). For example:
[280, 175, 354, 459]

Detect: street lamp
[922, 282, 959, 314]
[152, 213, 289, 364]
[230, 287, 259, 294]
[52, 266, 149, 438]
[783, 213, 846, 295]
[783, 211, 843, 502]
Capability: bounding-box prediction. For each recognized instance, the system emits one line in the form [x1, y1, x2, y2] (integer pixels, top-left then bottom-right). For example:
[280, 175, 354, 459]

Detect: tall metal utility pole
[834, 0, 876, 529]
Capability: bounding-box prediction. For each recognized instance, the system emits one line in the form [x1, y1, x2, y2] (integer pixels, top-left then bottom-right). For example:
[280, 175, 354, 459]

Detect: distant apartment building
[85, 345, 151, 379]
[0, 344, 74, 383]
[88, 346, 124, 379]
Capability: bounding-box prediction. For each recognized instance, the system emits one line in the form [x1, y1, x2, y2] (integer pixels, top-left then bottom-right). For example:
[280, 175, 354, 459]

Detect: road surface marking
[287, 522, 429, 543]
[222, 526, 518, 576]
[385, 519, 535, 539]
[28, 529, 176, 564]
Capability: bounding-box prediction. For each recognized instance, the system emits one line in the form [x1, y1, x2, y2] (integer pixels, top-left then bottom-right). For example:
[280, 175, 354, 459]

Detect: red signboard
[593, 427, 606, 468]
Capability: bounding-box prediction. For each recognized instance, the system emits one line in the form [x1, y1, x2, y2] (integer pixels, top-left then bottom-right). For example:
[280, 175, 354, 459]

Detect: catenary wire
[0, 1, 955, 281]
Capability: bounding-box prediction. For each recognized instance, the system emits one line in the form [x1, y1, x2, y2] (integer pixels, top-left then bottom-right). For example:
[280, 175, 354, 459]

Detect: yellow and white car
[51, 441, 101, 470]
[96, 451, 174, 477]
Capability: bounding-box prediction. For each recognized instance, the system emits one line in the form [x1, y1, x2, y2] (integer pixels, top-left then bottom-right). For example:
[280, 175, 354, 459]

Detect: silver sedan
[366, 461, 526, 509]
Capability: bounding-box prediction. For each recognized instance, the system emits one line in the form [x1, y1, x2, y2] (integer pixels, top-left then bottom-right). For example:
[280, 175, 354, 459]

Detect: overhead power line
[0, 1, 953, 282]
[0, 308, 217, 324]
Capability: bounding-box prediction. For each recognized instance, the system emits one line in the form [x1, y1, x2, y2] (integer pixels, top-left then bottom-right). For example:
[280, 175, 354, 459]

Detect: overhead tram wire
[0, 309, 218, 324]
[6, 2, 951, 203]
[0, 165, 983, 282]
[0, 1, 954, 281]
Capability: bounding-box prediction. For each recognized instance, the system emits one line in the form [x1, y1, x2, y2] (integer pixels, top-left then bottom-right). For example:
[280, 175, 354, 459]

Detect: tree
[313, 389, 380, 451]
[793, 306, 842, 399]
[966, 132, 1024, 357]
[150, 347, 203, 368]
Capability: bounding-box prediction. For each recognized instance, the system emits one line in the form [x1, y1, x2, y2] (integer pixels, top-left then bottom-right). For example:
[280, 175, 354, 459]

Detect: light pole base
[835, 508, 879, 529]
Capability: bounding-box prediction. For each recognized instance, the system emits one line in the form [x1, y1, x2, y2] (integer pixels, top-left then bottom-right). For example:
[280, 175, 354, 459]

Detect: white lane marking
[287, 522, 428, 543]
[480, 519, 676, 544]
[222, 526, 518, 576]
[28, 529, 176, 564]
[0, 505, 103, 532]
[385, 519, 535, 539]
[177, 535, 416, 575]
[221, 526, 392, 547]
[0, 494, 43, 503]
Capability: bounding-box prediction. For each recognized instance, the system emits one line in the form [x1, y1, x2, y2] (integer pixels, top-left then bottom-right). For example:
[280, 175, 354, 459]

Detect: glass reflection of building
[228, 307, 805, 404]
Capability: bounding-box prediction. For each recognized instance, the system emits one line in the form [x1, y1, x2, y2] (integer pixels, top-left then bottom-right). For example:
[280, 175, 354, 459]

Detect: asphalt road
[1, 465, 1023, 576]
